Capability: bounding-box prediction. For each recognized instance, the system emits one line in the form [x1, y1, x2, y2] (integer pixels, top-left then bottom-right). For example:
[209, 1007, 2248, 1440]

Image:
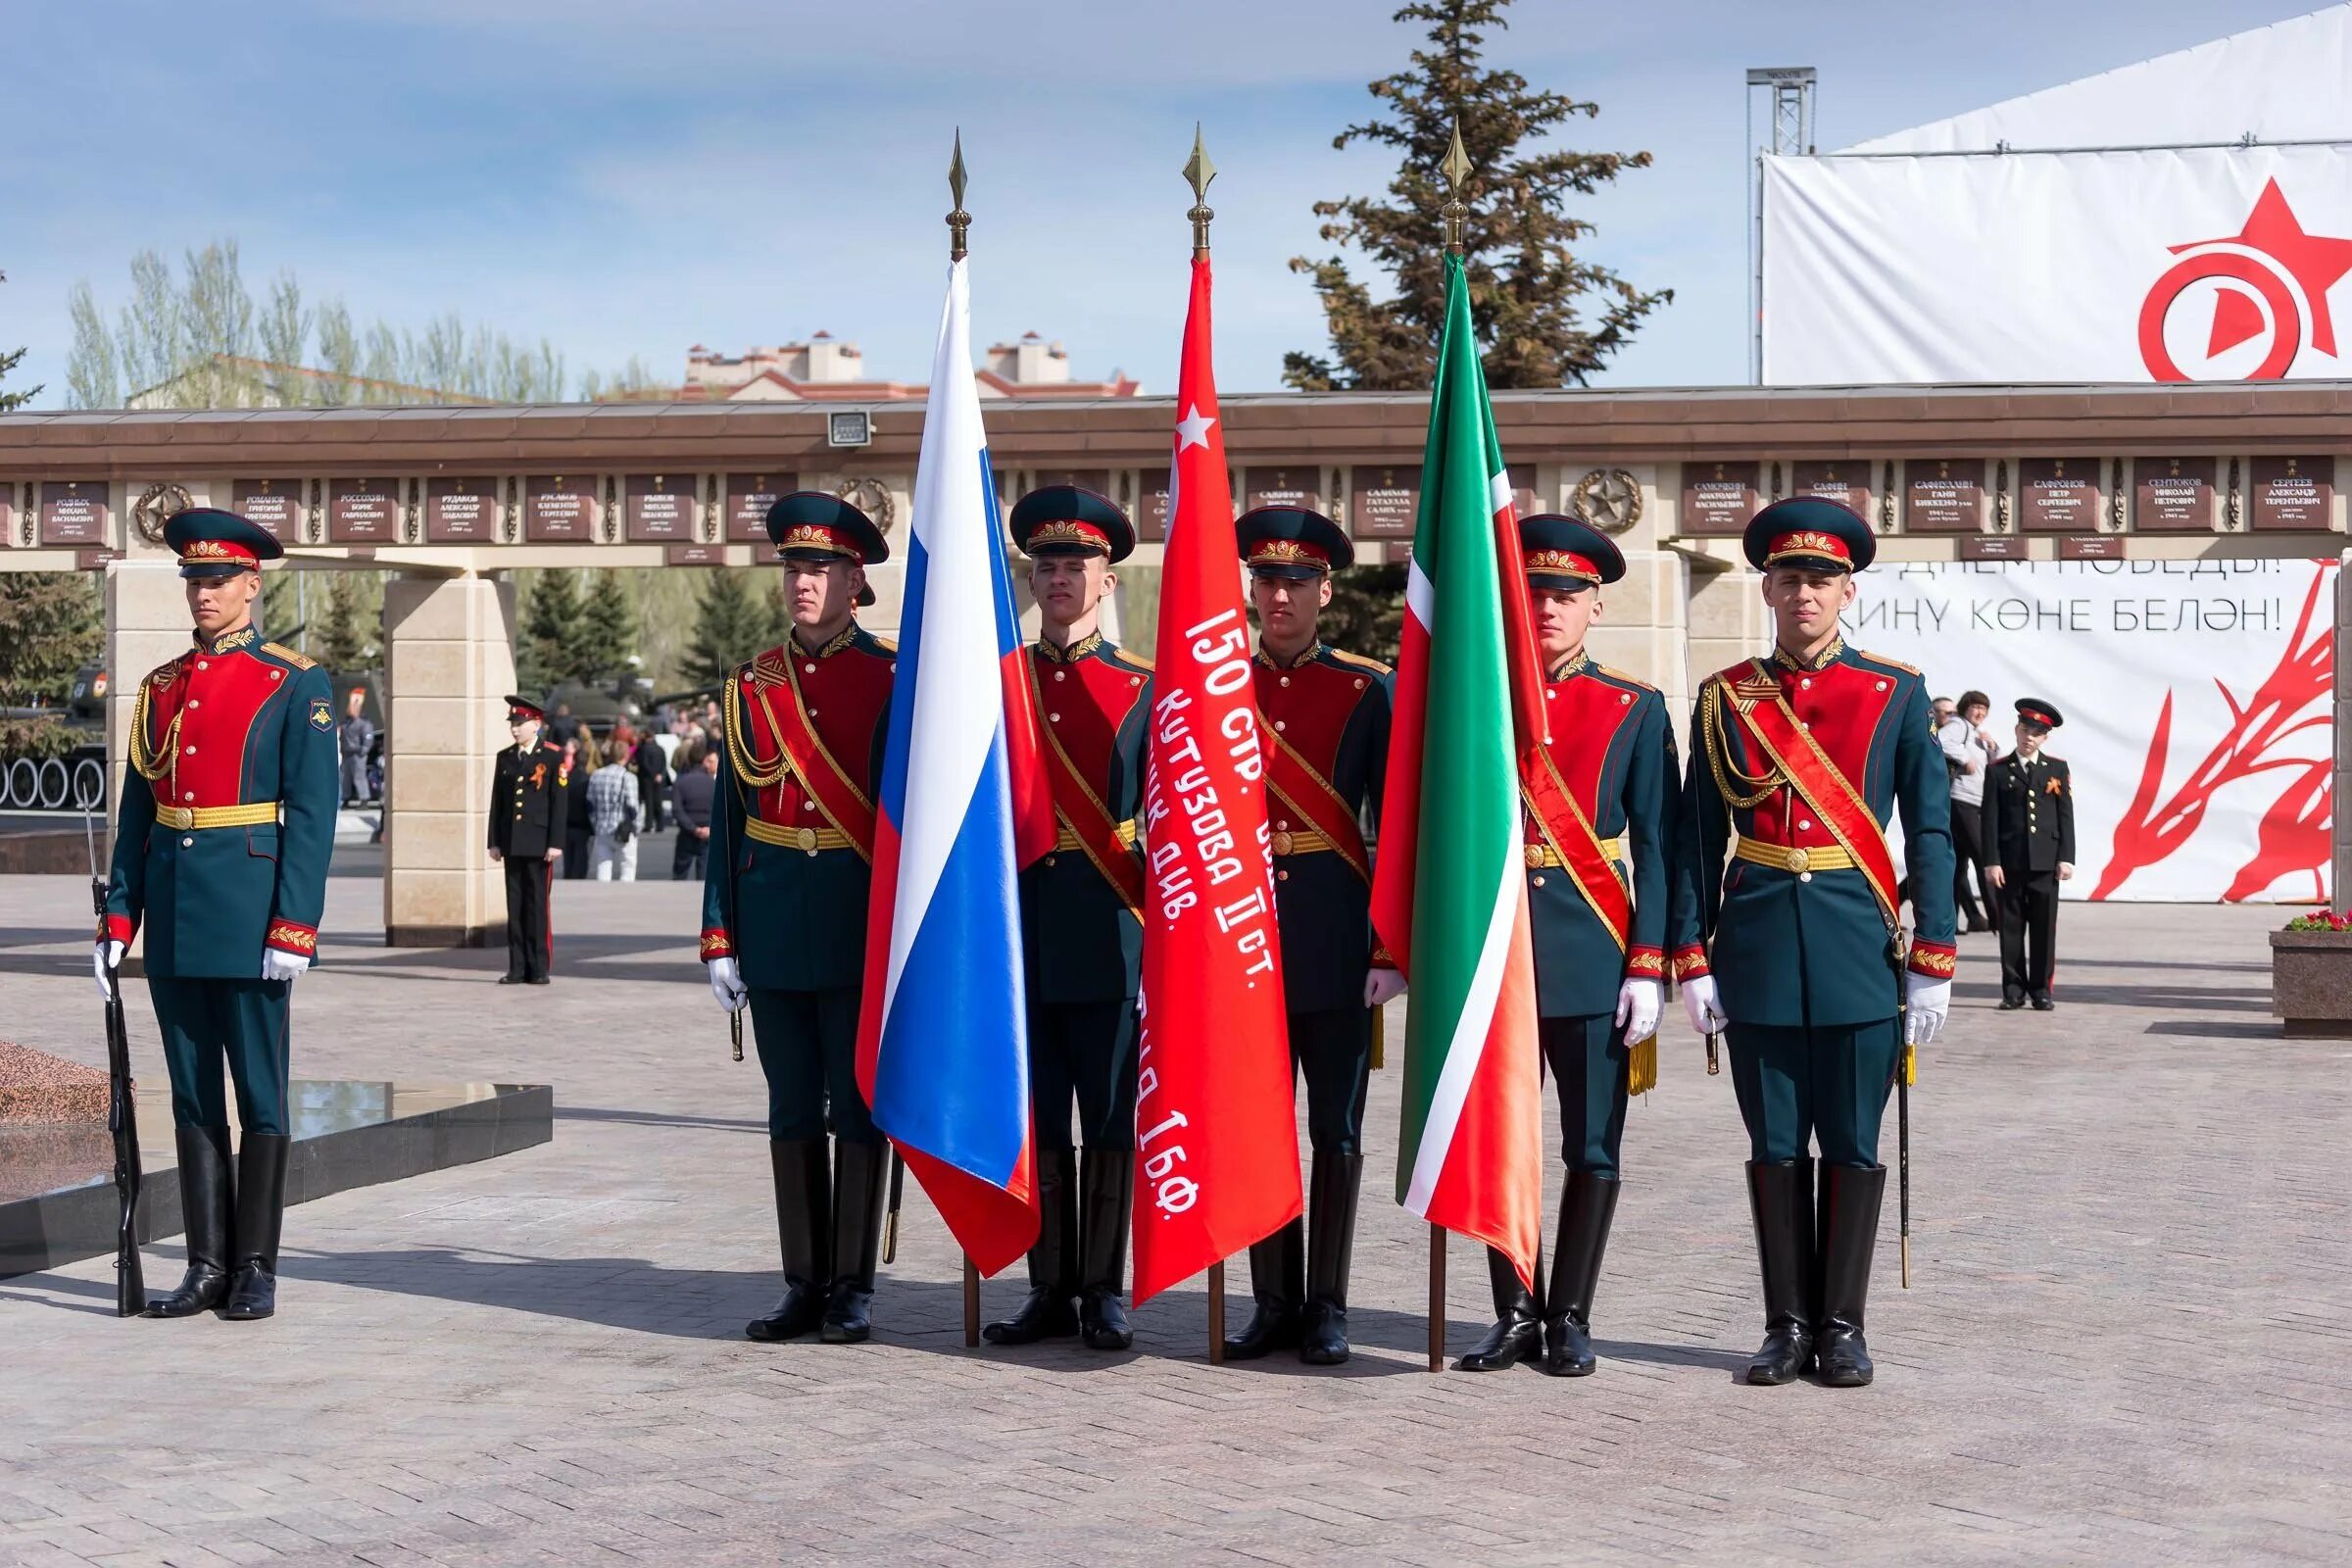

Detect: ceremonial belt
[1055, 819, 1138, 854]
[743, 817, 858, 855]
[1027, 659, 1148, 919]
[1733, 837, 1856, 874]
[1265, 731, 1371, 886]
[1722, 659, 1901, 932]
[734, 659, 877, 863]
[155, 802, 280, 831]
[1524, 836, 1626, 870]
[1273, 826, 1338, 858]
[1518, 747, 1633, 954]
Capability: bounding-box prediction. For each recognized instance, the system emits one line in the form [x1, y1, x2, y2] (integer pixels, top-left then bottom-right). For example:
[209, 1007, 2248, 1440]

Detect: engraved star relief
[1174, 404, 1217, 451]
[2179, 177, 2352, 357]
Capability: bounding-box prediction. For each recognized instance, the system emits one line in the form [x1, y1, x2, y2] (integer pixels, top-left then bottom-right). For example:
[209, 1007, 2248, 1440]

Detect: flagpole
[963, 1254, 980, 1348]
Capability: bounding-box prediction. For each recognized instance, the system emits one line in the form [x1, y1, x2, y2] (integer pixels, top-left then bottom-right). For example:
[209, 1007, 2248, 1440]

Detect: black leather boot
[1076, 1149, 1135, 1351]
[221, 1132, 290, 1321]
[1815, 1163, 1887, 1388]
[1744, 1158, 1817, 1386]
[984, 1147, 1079, 1345]
[1223, 1217, 1304, 1359]
[747, 1138, 830, 1342]
[820, 1140, 888, 1343]
[1299, 1153, 1362, 1366]
[1454, 1245, 1542, 1371]
[1542, 1170, 1621, 1377]
[146, 1125, 233, 1318]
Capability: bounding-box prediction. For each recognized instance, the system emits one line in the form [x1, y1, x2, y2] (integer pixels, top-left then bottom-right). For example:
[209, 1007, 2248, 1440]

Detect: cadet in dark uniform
[1674, 499, 1956, 1389]
[96, 508, 337, 1322]
[1984, 698, 2074, 1011]
[702, 493, 896, 1345]
[985, 485, 1152, 1354]
[488, 693, 568, 985]
[1217, 506, 1396, 1368]
[1457, 515, 1672, 1377]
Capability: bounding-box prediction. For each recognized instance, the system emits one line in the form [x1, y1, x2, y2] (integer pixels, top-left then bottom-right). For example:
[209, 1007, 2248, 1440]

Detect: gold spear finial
[1442, 120, 1471, 257]
[947, 128, 971, 262]
[1184, 123, 1217, 259]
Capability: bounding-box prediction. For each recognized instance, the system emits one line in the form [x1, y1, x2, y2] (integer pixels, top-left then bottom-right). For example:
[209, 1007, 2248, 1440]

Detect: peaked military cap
[1743, 496, 1876, 575]
[2014, 697, 2064, 731]
[163, 507, 283, 580]
[765, 491, 889, 564]
[1518, 514, 1624, 588]
[505, 693, 548, 722]
[1237, 506, 1352, 579]
[1010, 485, 1135, 563]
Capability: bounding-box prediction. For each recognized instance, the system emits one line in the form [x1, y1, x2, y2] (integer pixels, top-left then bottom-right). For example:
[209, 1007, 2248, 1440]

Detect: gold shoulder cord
[126, 677, 179, 783]
[723, 671, 790, 790]
[1699, 677, 1781, 810]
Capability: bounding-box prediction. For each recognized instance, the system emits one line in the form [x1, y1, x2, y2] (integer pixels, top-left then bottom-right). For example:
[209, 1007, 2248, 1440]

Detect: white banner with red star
[1762, 145, 2352, 385]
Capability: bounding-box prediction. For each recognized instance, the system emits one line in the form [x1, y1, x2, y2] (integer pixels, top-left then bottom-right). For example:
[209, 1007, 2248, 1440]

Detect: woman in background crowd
[562, 729, 601, 878]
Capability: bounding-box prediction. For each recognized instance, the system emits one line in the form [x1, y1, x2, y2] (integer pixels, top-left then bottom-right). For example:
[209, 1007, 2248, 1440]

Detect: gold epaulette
[1597, 663, 1658, 694]
[1107, 645, 1154, 673]
[1326, 646, 1393, 675]
[262, 642, 318, 669]
[864, 633, 899, 657]
[1853, 648, 1920, 677]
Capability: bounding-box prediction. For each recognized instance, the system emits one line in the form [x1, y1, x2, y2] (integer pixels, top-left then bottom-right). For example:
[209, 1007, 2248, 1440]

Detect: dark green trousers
[1726, 1019, 1901, 1167]
[1286, 1006, 1372, 1155]
[148, 977, 291, 1134]
[1541, 1012, 1629, 1178]
[748, 986, 879, 1145]
[1028, 999, 1138, 1151]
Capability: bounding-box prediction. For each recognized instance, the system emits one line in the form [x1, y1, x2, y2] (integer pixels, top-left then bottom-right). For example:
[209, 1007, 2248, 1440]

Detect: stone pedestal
[382, 573, 515, 948]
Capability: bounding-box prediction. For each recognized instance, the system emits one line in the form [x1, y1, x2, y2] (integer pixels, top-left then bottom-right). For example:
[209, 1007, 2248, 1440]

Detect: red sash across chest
[1253, 657, 1374, 883]
[1520, 668, 1641, 951]
[735, 644, 891, 857]
[1721, 657, 1902, 928]
[1029, 645, 1150, 915]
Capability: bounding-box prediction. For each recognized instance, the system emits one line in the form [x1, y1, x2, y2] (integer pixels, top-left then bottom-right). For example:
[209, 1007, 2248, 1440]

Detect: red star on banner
[2176, 177, 2352, 357]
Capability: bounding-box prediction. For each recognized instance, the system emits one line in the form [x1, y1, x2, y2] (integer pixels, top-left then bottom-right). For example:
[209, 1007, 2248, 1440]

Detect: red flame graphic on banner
[2093, 564, 2334, 901]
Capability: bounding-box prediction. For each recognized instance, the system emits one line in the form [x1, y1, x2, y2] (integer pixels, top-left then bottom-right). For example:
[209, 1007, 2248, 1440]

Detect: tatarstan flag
[1370, 253, 1550, 1287]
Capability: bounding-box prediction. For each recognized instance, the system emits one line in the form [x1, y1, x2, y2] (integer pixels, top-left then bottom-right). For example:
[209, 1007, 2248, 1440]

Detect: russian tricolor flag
[856, 253, 1053, 1277]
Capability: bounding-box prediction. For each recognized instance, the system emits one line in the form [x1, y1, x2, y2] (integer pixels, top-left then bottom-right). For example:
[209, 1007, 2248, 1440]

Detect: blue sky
[0, 0, 2325, 404]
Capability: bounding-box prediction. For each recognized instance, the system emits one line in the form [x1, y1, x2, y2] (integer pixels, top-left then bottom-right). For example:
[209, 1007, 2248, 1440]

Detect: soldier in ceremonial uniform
[95, 509, 336, 1322]
[488, 693, 568, 985]
[1217, 506, 1397, 1368]
[1984, 698, 2074, 1011]
[701, 493, 896, 1346]
[985, 485, 1152, 1354]
[1674, 499, 1955, 1389]
[1456, 515, 1671, 1378]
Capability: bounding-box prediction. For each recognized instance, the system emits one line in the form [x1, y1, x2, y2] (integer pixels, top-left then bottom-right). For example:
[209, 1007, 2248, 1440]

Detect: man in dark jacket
[671, 744, 716, 880]
[1984, 698, 2075, 1011]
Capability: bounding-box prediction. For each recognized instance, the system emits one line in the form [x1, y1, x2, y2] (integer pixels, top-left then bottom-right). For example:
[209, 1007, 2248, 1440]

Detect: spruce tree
[686, 569, 784, 687]
[1284, 0, 1671, 392]
[517, 569, 587, 691]
[316, 571, 378, 671]
[580, 569, 637, 680]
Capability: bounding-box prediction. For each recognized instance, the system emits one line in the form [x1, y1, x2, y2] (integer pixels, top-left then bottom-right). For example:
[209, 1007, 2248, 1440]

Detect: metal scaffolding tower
[1747, 66, 1818, 384]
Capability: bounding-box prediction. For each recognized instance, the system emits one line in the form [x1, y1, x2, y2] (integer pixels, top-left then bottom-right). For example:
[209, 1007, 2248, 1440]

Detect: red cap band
[1763, 528, 1853, 567]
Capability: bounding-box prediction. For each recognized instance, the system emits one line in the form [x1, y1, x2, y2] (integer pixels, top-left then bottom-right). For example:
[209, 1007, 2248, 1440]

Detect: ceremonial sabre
[1898, 1040, 1914, 1289]
[1705, 1028, 1720, 1076]
[85, 808, 146, 1317]
[729, 1006, 743, 1062]
[881, 1150, 906, 1265]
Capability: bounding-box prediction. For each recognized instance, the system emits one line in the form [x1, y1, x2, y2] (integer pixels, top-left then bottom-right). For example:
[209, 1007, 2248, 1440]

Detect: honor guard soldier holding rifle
[1984, 698, 2074, 1010]
[701, 493, 896, 1346]
[984, 484, 1152, 1354]
[1217, 506, 1397, 1369]
[1674, 498, 1956, 1389]
[488, 693, 568, 985]
[1456, 514, 1672, 1378]
[96, 508, 337, 1322]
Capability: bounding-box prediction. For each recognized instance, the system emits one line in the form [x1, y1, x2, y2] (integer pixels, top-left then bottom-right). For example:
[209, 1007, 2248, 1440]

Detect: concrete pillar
[381, 572, 515, 948]
[2334, 548, 2351, 907]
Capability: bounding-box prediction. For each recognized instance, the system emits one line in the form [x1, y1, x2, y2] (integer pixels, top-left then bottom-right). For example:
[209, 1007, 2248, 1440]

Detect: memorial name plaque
[665, 544, 725, 566]
[725, 472, 795, 543]
[1790, 461, 1869, 516]
[329, 477, 400, 543]
[1350, 466, 1419, 539]
[525, 475, 599, 541]
[1903, 458, 1984, 533]
[2060, 535, 2125, 561]
[1245, 466, 1322, 514]
[1679, 461, 1757, 536]
[75, 547, 122, 570]
[233, 479, 304, 540]
[1137, 470, 1174, 543]
[425, 477, 502, 542]
[626, 473, 696, 542]
[1958, 535, 2028, 561]
[2251, 456, 2333, 531]
[41, 481, 108, 547]
[2132, 457, 2216, 531]
[2018, 458, 2101, 533]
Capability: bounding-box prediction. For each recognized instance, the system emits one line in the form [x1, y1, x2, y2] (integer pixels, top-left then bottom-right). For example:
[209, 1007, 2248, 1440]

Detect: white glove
[1363, 968, 1407, 1007]
[262, 948, 311, 984]
[1615, 977, 1662, 1044]
[1682, 973, 1729, 1036]
[1904, 974, 1950, 1047]
[93, 940, 125, 1002]
[708, 956, 748, 1012]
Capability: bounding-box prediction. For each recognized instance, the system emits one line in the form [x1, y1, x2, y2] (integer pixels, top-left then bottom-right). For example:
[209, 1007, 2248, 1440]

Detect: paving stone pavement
[2, 870, 2346, 1566]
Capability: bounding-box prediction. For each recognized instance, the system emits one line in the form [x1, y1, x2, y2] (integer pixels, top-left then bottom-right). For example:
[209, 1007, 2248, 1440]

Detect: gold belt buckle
[1787, 847, 1811, 873]
[1271, 830, 1295, 858]
[797, 826, 818, 855]
[1523, 844, 1545, 869]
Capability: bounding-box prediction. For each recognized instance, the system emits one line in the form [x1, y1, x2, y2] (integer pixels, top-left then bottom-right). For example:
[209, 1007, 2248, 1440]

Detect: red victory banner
[1129, 241, 1304, 1307]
